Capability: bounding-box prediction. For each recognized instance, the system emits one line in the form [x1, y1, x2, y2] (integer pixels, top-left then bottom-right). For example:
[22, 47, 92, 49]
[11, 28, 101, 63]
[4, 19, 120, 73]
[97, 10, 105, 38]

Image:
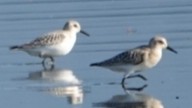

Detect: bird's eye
[158, 40, 164, 44]
[73, 24, 78, 28]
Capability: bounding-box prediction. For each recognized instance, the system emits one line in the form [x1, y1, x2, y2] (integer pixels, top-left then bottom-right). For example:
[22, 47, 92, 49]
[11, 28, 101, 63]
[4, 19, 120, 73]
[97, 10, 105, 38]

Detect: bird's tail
[9, 45, 22, 50]
[90, 62, 101, 67]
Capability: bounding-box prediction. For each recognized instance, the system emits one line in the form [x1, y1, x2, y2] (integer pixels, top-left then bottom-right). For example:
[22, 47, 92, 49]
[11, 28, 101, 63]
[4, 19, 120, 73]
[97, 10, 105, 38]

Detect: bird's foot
[127, 74, 147, 81]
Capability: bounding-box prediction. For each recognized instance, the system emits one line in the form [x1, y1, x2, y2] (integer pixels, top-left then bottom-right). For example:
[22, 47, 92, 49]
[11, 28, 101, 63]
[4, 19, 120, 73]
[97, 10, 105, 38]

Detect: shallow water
[0, 0, 192, 108]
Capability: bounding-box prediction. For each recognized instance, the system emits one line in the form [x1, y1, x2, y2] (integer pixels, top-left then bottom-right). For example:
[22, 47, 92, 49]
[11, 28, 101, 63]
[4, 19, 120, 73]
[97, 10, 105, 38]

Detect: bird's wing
[97, 46, 147, 66]
[21, 31, 65, 48]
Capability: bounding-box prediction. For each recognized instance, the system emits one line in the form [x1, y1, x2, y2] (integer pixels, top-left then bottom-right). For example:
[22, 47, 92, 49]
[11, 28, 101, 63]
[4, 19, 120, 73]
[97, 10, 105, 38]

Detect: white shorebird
[90, 36, 177, 85]
[10, 20, 89, 65]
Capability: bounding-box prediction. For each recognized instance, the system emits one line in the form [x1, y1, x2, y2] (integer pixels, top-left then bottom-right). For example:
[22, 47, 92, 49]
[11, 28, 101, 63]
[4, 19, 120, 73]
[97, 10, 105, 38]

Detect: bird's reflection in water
[93, 85, 164, 108]
[47, 86, 83, 105]
[28, 67, 83, 105]
[29, 68, 80, 84]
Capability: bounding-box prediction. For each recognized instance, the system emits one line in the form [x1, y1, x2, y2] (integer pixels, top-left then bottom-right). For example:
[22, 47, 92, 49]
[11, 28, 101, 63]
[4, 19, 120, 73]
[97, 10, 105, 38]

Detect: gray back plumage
[91, 46, 148, 66]
[21, 31, 65, 48]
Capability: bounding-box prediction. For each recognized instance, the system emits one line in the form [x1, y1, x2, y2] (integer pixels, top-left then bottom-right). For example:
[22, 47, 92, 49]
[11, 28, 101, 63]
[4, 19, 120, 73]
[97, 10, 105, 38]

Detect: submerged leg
[123, 84, 148, 91]
[121, 77, 148, 91]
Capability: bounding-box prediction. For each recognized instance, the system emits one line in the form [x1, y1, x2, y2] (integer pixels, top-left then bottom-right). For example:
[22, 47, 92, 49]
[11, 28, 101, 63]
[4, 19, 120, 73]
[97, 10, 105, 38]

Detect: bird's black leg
[43, 63, 54, 70]
[121, 77, 126, 89]
[39, 53, 45, 65]
[42, 58, 46, 65]
[121, 76, 148, 91]
[42, 57, 55, 70]
[50, 56, 54, 63]
[121, 74, 147, 90]
[42, 57, 54, 64]
[42, 57, 48, 69]
[127, 74, 147, 81]
[124, 84, 148, 91]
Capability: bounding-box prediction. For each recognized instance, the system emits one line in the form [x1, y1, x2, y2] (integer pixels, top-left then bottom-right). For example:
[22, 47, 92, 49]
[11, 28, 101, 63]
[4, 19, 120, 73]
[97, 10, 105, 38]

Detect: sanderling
[10, 20, 89, 65]
[90, 36, 177, 85]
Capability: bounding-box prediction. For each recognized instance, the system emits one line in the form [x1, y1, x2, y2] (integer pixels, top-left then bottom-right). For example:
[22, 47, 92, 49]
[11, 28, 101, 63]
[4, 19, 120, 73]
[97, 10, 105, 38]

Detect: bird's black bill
[167, 46, 178, 54]
[80, 30, 90, 36]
